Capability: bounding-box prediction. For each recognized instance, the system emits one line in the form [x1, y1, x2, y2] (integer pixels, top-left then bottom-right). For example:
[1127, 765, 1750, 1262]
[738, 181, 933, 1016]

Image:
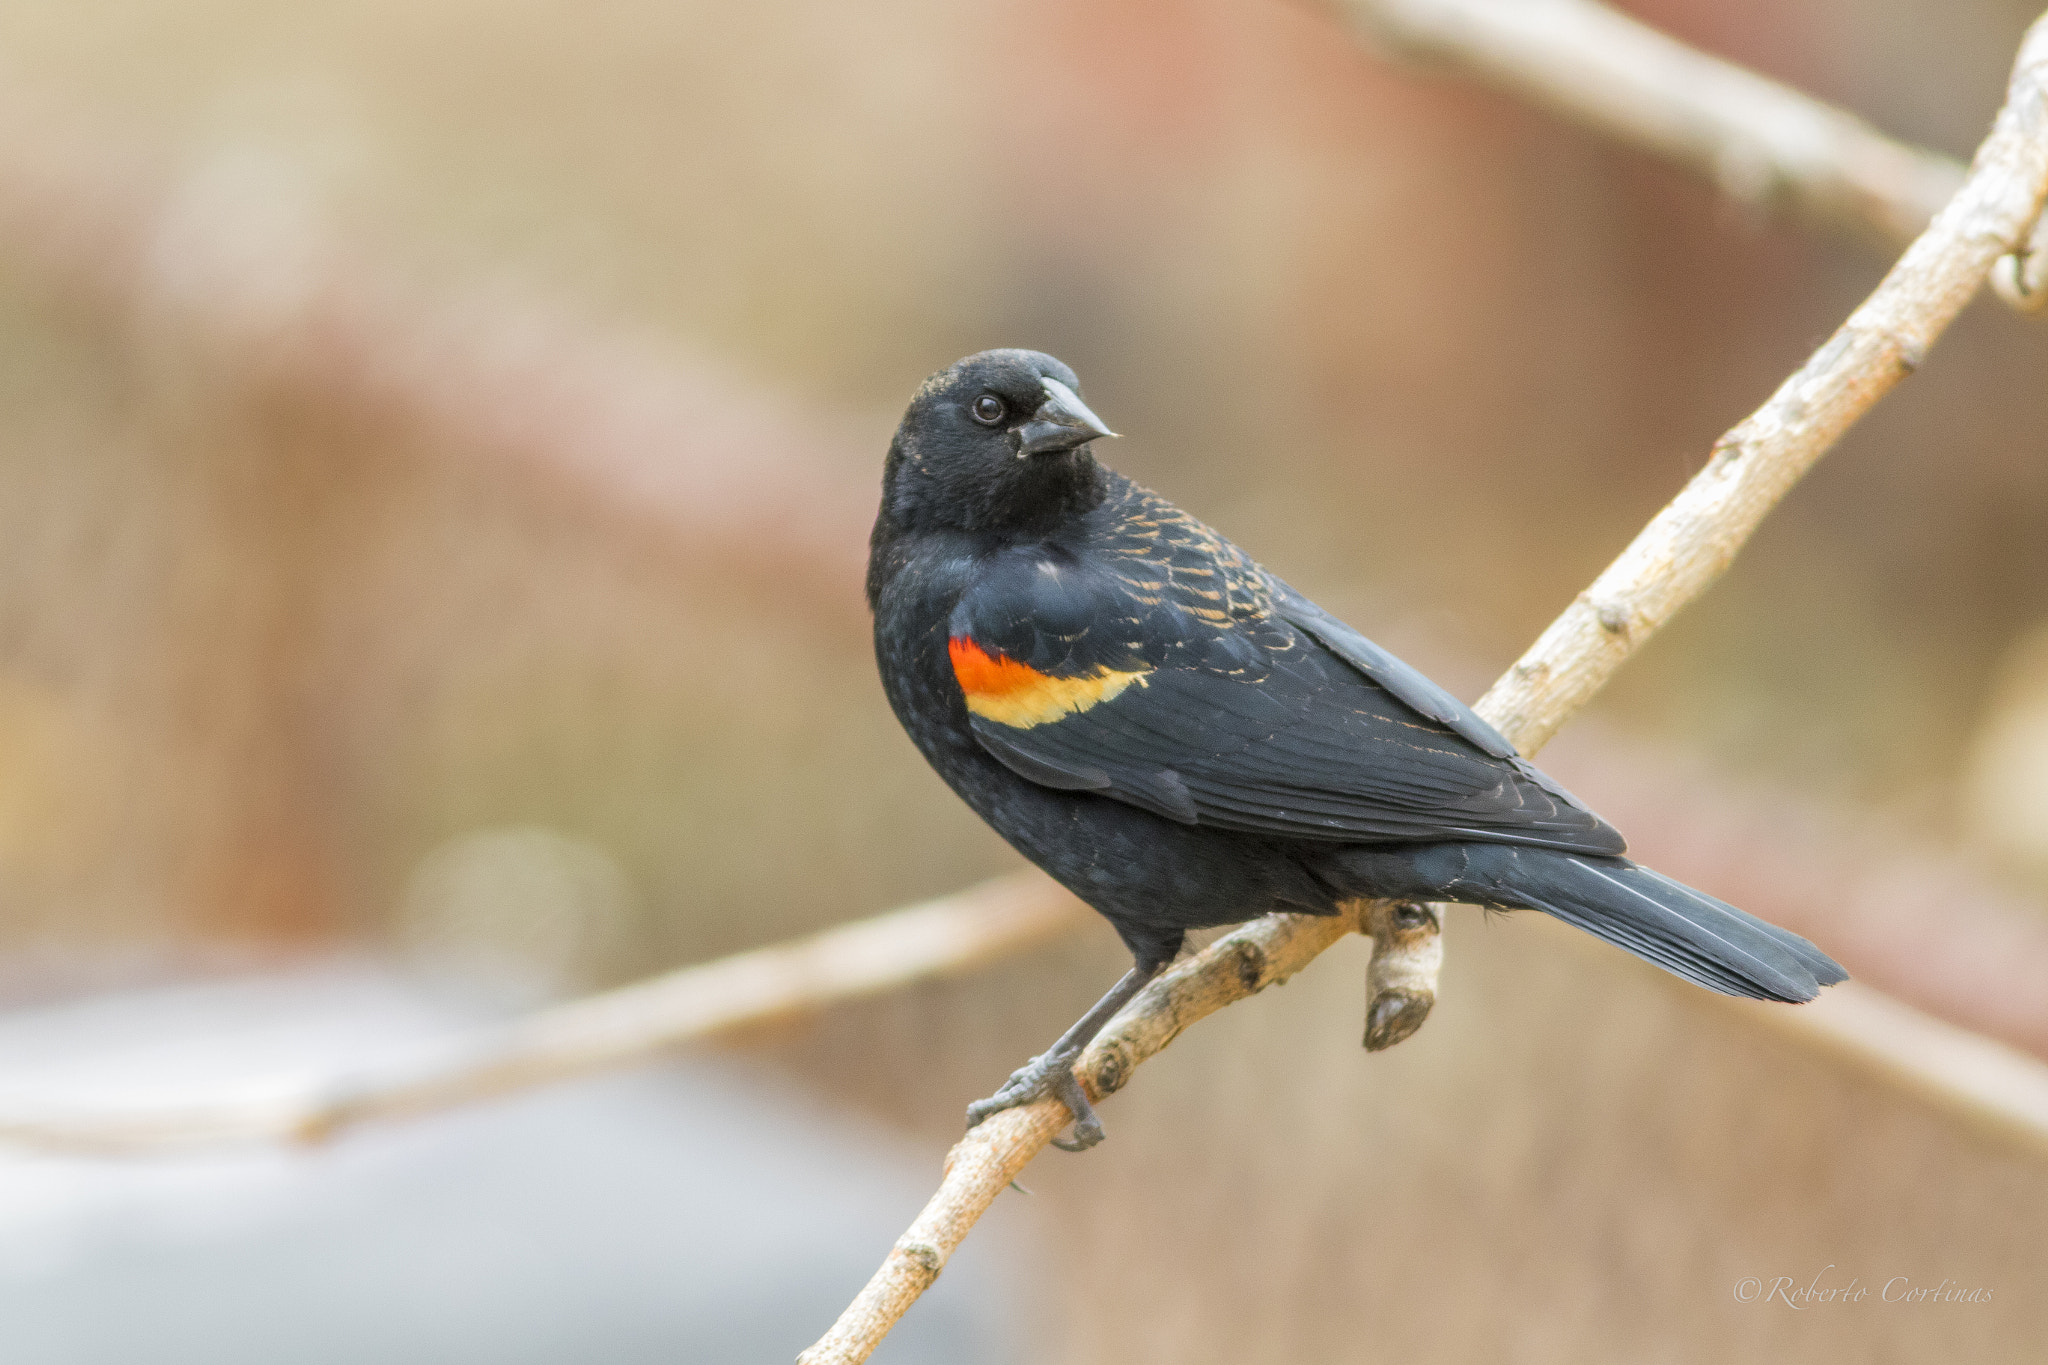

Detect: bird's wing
[948, 497, 1624, 854]
[1266, 578, 1611, 821]
[1267, 585, 1517, 758]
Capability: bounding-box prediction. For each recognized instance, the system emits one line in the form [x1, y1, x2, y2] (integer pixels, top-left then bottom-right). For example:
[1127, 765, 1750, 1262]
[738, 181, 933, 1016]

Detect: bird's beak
[1017, 377, 1118, 457]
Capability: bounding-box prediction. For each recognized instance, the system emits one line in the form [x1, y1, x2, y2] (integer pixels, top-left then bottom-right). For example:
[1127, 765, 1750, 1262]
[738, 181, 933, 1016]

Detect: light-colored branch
[1360, 898, 1444, 1049]
[1332, 0, 2033, 275]
[1721, 980, 2048, 1167]
[1471, 14, 2048, 751]
[798, 16, 2048, 1364]
[0, 874, 1085, 1154]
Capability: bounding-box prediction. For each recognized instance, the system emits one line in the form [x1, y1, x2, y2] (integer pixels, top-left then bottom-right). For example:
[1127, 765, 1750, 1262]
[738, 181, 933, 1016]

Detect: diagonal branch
[797, 14, 2048, 1363]
[1327, 0, 2048, 308]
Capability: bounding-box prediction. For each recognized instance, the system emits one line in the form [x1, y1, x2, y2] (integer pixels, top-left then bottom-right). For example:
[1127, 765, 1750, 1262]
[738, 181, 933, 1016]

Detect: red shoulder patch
[948, 636, 1149, 729]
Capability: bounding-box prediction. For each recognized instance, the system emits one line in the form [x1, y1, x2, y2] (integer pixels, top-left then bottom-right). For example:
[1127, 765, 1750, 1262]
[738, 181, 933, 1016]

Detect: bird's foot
[965, 1049, 1103, 1152]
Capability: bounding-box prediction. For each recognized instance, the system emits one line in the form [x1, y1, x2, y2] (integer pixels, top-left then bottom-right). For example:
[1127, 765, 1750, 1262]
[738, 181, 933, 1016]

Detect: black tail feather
[1628, 863, 1848, 990]
[1520, 858, 1825, 1002]
[1331, 843, 1846, 1003]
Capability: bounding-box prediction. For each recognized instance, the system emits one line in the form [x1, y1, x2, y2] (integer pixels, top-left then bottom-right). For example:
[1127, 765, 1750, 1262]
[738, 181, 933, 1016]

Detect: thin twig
[0, 874, 1085, 1154]
[1719, 980, 2048, 1166]
[797, 16, 2048, 1363]
[1331, 0, 2029, 272]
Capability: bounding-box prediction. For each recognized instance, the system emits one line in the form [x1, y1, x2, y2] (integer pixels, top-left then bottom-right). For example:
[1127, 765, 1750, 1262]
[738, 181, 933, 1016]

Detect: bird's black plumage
[870, 349, 1845, 1148]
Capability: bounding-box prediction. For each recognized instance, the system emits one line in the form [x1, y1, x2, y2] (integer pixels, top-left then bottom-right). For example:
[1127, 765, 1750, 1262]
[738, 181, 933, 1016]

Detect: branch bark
[797, 15, 2048, 1363]
[0, 874, 1085, 1153]
[1330, 0, 2047, 291]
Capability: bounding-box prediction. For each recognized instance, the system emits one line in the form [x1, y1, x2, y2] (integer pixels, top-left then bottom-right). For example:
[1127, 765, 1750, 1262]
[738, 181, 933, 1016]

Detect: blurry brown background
[0, 0, 2043, 1360]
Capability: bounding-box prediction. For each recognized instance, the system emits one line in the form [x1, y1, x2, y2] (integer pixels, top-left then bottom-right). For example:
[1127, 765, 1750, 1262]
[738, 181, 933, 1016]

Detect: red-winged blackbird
[869, 349, 1844, 1149]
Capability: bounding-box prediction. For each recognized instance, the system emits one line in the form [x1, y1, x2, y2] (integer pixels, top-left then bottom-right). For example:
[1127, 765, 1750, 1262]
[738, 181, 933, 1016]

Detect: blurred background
[0, 0, 2044, 1359]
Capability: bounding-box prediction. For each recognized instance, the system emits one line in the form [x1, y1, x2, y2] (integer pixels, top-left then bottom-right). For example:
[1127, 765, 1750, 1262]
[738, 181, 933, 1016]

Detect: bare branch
[0, 874, 1085, 1154]
[1723, 979, 2048, 1166]
[1360, 898, 1443, 1050]
[798, 15, 2048, 1363]
[1330, 0, 2018, 266]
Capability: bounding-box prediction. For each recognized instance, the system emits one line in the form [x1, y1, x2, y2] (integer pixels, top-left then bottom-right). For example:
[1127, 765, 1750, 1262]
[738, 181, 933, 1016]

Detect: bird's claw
[965, 1050, 1105, 1151]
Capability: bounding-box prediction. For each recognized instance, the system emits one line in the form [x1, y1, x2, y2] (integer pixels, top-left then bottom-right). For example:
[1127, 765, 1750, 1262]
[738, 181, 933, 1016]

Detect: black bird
[868, 349, 1845, 1150]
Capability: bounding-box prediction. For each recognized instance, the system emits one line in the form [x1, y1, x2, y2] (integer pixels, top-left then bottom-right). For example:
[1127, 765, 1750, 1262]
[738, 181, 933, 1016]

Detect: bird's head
[880, 349, 1118, 535]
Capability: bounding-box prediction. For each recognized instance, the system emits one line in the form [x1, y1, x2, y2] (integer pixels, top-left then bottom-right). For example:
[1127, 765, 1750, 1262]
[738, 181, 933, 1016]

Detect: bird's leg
[967, 961, 1163, 1152]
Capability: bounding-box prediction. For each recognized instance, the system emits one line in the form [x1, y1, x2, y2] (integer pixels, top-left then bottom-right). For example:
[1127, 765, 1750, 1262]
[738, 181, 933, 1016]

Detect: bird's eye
[971, 394, 1006, 425]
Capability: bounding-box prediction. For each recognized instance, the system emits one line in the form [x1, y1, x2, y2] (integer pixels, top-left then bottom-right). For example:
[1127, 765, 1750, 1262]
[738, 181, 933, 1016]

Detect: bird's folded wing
[1268, 583, 1517, 758]
[950, 583, 1624, 853]
[1268, 579, 1611, 824]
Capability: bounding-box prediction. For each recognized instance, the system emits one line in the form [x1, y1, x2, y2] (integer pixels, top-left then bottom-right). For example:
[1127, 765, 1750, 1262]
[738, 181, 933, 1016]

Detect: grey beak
[1017, 377, 1118, 456]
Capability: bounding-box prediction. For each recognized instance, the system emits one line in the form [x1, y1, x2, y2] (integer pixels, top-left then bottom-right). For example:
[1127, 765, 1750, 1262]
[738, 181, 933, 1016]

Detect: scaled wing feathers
[947, 483, 1626, 856]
